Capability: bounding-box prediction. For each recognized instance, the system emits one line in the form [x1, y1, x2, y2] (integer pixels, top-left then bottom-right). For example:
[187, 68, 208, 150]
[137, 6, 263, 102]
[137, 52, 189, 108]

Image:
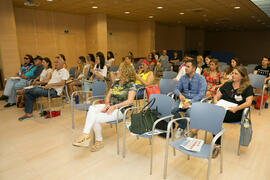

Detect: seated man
[254, 56, 270, 85]
[3, 56, 44, 108]
[172, 59, 207, 136]
[18, 56, 69, 121]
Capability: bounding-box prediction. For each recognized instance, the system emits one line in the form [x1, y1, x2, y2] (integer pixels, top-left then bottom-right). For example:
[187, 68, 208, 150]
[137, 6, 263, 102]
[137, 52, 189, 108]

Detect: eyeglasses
[188, 81, 192, 90]
[24, 57, 29, 60]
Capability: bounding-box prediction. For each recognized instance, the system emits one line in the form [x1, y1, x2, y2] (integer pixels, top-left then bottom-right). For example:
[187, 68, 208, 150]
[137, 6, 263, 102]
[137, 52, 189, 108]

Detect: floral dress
[203, 71, 222, 96]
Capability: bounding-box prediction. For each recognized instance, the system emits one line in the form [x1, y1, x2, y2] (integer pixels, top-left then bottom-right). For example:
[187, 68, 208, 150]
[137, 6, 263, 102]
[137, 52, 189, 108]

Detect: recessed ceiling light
[157, 6, 163, 9]
[47, 0, 53, 1]
[149, 16, 153, 18]
[234, 6, 240, 9]
[179, 12, 184, 15]
[124, 11, 130, 14]
[92, 6, 98, 8]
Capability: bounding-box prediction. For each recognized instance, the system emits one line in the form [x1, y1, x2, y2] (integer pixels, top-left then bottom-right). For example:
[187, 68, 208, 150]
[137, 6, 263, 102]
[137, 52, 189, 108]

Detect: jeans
[4, 78, 31, 104]
[24, 87, 57, 114]
[135, 85, 145, 99]
[171, 100, 191, 129]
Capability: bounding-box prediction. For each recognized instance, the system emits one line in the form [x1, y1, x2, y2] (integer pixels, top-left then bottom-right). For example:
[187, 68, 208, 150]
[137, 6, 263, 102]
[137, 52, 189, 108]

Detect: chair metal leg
[163, 135, 170, 179]
[116, 122, 119, 155]
[71, 102, 75, 129]
[259, 88, 265, 115]
[48, 98, 52, 118]
[237, 125, 241, 156]
[170, 126, 176, 156]
[220, 137, 224, 173]
[122, 120, 126, 158]
[150, 135, 154, 175]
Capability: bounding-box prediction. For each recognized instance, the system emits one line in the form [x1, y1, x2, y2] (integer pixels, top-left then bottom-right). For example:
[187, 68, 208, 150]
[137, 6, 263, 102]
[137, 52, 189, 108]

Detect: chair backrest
[246, 66, 255, 74]
[190, 102, 226, 135]
[92, 81, 107, 97]
[110, 66, 119, 72]
[159, 78, 177, 95]
[149, 94, 174, 117]
[248, 74, 265, 89]
[69, 67, 77, 78]
[162, 71, 177, 79]
[220, 64, 229, 72]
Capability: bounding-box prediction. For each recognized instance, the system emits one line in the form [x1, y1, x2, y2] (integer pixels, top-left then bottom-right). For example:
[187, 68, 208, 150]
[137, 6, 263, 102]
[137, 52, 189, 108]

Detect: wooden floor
[0, 99, 269, 180]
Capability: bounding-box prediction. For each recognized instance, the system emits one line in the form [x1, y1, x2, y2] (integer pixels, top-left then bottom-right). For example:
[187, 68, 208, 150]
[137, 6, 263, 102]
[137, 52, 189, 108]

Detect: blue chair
[109, 66, 119, 72]
[159, 78, 177, 95]
[162, 71, 177, 79]
[122, 94, 175, 174]
[69, 67, 77, 78]
[163, 102, 226, 180]
[248, 74, 266, 115]
[71, 81, 107, 129]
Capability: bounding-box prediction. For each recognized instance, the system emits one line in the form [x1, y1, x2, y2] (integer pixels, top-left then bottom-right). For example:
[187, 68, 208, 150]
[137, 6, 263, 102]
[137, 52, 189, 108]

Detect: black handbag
[129, 98, 160, 134]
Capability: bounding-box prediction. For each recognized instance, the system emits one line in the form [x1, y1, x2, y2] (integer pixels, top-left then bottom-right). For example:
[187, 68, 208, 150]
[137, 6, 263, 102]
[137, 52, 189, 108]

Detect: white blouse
[39, 68, 53, 81]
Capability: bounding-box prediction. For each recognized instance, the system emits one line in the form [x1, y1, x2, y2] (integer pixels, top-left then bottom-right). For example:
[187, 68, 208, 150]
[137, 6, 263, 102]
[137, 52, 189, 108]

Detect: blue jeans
[171, 100, 191, 129]
[24, 87, 57, 114]
[135, 85, 145, 99]
[5, 78, 31, 103]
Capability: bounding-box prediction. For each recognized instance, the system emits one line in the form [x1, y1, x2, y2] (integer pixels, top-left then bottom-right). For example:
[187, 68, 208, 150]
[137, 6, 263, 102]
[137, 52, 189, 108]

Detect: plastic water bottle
[75, 95, 79, 104]
[244, 118, 249, 128]
[265, 100, 269, 109]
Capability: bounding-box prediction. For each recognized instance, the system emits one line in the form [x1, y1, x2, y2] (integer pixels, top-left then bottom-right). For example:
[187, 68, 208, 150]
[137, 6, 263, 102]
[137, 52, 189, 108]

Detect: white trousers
[83, 104, 123, 141]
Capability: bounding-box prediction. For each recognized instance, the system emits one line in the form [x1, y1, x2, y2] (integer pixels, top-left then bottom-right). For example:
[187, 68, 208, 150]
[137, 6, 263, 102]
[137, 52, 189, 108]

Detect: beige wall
[138, 21, 155, 57]
[155, 24, 185, 52]
[185, 29, 205, 54]
[0, 0, 21, 79]
[107, 18, 140, 65]
[205, 31, 270, 65]
[14, 8, 87, 68]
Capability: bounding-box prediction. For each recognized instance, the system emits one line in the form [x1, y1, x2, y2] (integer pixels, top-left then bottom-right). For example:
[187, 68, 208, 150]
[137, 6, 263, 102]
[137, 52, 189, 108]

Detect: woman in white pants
[73, 62, 136, 152]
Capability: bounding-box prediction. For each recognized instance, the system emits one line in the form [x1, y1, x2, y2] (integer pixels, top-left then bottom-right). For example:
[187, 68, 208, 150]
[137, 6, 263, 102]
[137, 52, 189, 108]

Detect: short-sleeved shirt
[220, 81, 253, 118]
[110, 80, 136, 106]
[254, 65, 270, 77]
[48, 68, 70, 95]
[94, 64, 107, 79]
[39, 68, 53, 81]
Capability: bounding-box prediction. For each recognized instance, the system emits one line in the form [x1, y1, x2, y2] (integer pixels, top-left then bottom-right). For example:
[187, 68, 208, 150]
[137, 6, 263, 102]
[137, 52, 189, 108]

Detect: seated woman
[106, 51, 115, 68]
[83, 52, 107, 102]
[67, 56, 88, 96]
[32, 57, 53, 86]
[0, 54, 34, 101]
[135, 59, 154, 99]
[201, 55, 211, 74]
[212, 66, 253, 158]
[72, 62, 136, 151]
[223, 57, 240, 82]
[203, 59, 224, 97]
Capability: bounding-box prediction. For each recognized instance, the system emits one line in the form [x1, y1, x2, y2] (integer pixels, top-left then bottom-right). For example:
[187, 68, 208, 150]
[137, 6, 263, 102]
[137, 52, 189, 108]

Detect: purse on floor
[240, 116, 253, 146]
[129, 98, 160, 135]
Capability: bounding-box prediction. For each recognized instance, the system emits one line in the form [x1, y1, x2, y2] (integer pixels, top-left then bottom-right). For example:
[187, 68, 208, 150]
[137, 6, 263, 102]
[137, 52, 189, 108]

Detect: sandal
[90, 141, 104, 152]
[72, 134, 90, 147]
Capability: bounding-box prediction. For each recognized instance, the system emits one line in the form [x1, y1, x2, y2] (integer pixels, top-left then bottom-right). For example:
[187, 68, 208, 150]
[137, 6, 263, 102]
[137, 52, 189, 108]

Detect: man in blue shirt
[172, 59, 207, 136]
[4, 56, 43, 108]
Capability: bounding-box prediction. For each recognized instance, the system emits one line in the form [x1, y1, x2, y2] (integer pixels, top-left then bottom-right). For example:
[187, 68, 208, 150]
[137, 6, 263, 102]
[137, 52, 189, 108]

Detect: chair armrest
[152, 115, 174, 132]
[122, 106, 144, 124]
[200, 97, 213, 103]
[164, 117, 190, 140]
[210, 127, 226, 150]
[71, 90, 92, 99]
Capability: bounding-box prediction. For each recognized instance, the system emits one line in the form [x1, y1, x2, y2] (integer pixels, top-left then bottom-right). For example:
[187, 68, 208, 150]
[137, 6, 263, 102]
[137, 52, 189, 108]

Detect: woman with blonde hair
[73, 61, 136, 152]
[203, 59, 224, 97]
[212, 66, 253, 158]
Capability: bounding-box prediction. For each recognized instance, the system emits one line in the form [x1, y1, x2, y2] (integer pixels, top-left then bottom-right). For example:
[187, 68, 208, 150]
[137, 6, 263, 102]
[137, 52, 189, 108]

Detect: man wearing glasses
[172, 59, 207, 137]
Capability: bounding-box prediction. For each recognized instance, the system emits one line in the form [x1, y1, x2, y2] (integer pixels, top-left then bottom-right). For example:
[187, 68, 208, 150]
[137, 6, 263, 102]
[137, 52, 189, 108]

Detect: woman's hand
[106, 105, 116, 114]
[101, 104, 110, 113]
[229, 106, 238, 113]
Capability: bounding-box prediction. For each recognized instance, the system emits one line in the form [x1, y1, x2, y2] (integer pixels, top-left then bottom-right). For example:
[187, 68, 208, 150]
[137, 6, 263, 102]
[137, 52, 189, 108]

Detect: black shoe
[0, 95, 8, 101]
[4, 103, 16, 108]
[18, 115, 33, 121]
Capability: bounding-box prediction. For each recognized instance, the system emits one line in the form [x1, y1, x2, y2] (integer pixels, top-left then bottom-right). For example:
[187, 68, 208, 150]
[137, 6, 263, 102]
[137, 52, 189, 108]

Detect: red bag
[145, 85, 160, 100]
[45, 110, 61, 118]
[255, 95, 269, 109]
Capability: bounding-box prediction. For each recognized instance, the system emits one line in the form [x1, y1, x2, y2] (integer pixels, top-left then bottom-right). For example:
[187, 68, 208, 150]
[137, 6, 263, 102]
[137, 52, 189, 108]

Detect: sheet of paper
[180, 137, 204, 152]
[216, 99, 238, 110]
[179, 99, 191, 108]
[10, 77, 21, 80]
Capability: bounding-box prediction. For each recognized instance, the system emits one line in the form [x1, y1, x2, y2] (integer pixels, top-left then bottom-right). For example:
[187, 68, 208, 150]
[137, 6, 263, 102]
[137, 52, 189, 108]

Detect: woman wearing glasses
[0, 54, 34, 101]
[212, 66, 253, 158]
